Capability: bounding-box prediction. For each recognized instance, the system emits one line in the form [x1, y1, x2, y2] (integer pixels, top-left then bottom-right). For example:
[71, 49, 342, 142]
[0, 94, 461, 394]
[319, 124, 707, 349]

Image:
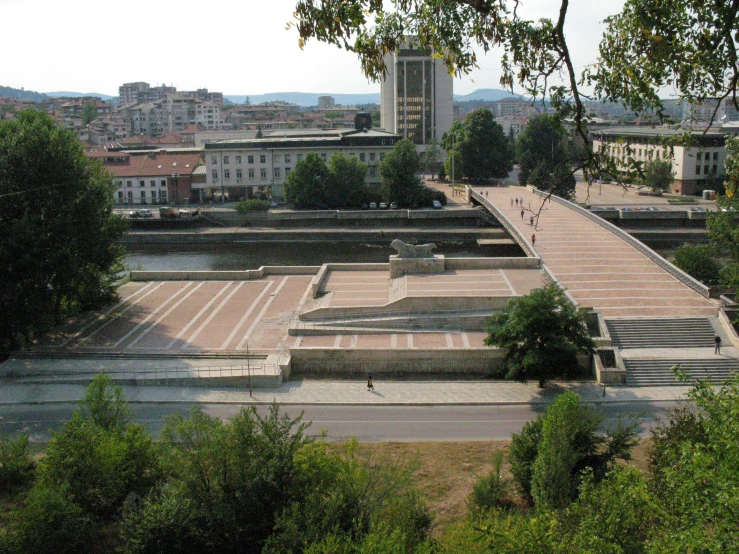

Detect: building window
[274, 168, 281, 179]
[360, 153, 366, 162]
[160, 190, 167, 202]
[713, 165, 718, 174]
[224, 170, 230, 179]
[224, 156, 229, 164]
[248, 155, 254, 164]
[161, 179, 166, 186]
[370, 153, 375, 161]
[140, 191, 146, 202]
[151, 180, 156, 187]
[211, 156, 217, 164]
[369, 166, 377, 177]
[285, 167, 291, 176]
[320, 153, 327, 160]
[285, 154, 291, 163]
[714, 152, 719, 160]
[212, 170, 219, 180]
[117, 180, 123, 188]
[236, 169, 242, 179]
[705, 165, 709, 174]
[380, 153, 386, 161]
[118, 191, 123, 201]
[261, 168, 267, 179]
[297, 153, 303, 161]
[260, 155, 266, 163]
[274, 154, 280, 163]
[127, 190, 133, 201]
[236, 155, 242, 164]
[248, 169, 255, 179]
[139, 180, 145, 187]
[696, 166, 701, 175]
[127, 180, 132, 187]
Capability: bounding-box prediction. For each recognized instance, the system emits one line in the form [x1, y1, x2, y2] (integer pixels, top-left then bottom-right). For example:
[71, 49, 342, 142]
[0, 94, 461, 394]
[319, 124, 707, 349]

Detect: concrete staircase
[606, 317, 716, 349]
[624, 358, 739, 386]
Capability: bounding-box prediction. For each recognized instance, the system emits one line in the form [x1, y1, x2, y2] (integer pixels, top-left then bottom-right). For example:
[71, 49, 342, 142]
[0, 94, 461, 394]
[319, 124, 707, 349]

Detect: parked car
[379, 202, 388, 210]
[691, 207, 707, 213]
[159, 207, 180, 219]
[369, 202, 377, 209]
[432, 200, 442, 209]
[390, 202, 398, 209]
[129, 209, 154, 219]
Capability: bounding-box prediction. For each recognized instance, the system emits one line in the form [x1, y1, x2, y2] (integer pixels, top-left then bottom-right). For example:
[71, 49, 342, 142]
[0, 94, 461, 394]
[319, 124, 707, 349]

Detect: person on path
[367, 372, 374, 391]
[520, 196, 524, 206]
[531, 233, 536, 245]
[515, 198, 519, 207]
[511, 198, 514, 207]
[521, 209, 525, 219]
[715, 335, 722, 355]
[529, 215, 534, 226]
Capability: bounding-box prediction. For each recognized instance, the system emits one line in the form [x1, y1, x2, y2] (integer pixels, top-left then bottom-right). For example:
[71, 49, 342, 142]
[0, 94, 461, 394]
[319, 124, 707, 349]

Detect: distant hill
[44, 91, 116, 101]
[0, 85, 48, 102]
[226, 88, 518, 107]
[453, 88, 519, 102]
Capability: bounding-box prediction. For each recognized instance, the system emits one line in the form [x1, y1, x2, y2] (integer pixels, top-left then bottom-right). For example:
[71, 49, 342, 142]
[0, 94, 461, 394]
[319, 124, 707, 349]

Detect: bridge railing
[530, 188, 711, 299]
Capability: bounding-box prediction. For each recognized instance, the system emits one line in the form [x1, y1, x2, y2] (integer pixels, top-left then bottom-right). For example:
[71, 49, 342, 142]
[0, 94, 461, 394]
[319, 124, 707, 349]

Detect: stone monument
[389, 239, 445, 277]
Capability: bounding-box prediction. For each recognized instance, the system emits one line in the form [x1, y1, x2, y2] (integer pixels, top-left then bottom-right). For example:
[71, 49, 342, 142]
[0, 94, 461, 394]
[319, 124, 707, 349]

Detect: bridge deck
[481, 186, 718, 318]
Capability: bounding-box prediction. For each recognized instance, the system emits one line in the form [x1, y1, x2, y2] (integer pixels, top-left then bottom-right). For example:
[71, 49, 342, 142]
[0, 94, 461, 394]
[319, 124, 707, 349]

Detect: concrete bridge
[470, 186, 739, 385]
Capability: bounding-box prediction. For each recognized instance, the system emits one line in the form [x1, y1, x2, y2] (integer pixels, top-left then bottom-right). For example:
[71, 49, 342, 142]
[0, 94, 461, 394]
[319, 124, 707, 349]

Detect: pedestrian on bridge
[715, 335, 722, 355]
[531, 233, 536, 245]
[515, 198, 518, 207]
[530, 215, 534, 226]
[367, 372, 374, 391]
[521, 209, 524, 219]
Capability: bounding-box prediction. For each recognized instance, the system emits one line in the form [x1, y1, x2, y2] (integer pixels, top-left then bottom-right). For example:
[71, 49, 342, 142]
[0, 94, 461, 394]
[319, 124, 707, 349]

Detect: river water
[124, 241, 524, 271]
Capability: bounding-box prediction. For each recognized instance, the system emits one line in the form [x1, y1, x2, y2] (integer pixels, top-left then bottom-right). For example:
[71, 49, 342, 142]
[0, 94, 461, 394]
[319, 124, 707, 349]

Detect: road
[0, 401, 678, 443]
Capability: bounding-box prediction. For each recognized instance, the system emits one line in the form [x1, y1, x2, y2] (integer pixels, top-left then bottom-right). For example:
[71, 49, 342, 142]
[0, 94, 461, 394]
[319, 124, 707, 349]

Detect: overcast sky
[1, 0, 625, 96]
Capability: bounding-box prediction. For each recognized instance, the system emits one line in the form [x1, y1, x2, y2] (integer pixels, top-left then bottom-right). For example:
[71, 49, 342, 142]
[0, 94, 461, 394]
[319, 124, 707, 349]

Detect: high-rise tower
[380, 41, 453, 150]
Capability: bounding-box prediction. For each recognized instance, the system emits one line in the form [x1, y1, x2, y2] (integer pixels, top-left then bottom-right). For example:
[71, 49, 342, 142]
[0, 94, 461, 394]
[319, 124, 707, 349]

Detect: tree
[509, 391, 638, 510]
[380, 139, 422, 207]
[420, 138, 443, 180]
[441, 120, 465, 183]
[0, 109, 127, 351]
[79, 373, 133, 431]
[456, 108, 514, 184]
[484, 284, 595, 388]
[81, 101, 98, 126]
[642, 159, 673, 192]
[325, 153, 367, 208]
[672, 244, 721, 286]
[516, 114, 575, 197]
[290, 0, 739, 192]
[283, 152, 330, 209]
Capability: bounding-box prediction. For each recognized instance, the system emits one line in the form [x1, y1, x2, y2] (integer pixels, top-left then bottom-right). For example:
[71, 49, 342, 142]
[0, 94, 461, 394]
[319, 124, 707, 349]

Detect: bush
[672, 244, 721, 285]
[236, 199, 271, 213]
[468, 451, 513, 513]
[418, 187, 447, 207]
[7, 485, 93, 554]
[0, 433, 34, 493]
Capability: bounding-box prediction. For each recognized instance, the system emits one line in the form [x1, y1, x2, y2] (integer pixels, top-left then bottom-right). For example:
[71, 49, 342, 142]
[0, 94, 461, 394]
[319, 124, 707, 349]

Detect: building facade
[204, 125, 400, 202]
[592, 127, 734, 195]
[380, 41, 453, 150]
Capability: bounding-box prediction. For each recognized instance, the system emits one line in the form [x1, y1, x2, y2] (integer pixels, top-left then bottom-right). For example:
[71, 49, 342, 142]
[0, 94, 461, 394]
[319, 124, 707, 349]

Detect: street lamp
[451, 132, 455, 193]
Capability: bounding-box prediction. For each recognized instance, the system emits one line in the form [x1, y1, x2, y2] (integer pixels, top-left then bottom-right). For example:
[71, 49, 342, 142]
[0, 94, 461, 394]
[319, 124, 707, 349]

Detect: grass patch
[667, 197, 698, 204]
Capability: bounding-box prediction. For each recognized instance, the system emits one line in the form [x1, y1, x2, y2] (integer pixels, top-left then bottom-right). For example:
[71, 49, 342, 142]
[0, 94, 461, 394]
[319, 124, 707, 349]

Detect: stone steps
[624, 358, 739, 386]
[606, 317, 716, 348]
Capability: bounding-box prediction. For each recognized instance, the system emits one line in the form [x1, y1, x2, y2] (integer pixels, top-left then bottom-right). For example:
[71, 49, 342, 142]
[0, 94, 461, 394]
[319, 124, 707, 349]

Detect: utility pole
[451, 132, 455, 193]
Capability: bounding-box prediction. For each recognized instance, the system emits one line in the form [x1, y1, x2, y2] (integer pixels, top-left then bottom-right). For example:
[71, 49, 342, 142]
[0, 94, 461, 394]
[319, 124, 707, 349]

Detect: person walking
[515, 198, 519, 207]
[531, 233, 536, 245]
[520, 196, 524, 206]
[511, 198, 514, 207]
[521, 209, 524, 219]
[715, 335, 722, 355]
[367, 372, 374, 391]
[529, 215, 534, 226]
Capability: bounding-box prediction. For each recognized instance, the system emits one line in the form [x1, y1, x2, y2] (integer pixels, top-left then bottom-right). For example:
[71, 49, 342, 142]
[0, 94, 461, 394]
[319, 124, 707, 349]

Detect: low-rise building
[99, 150, 205, 205]
[203, 117, 400, 202]
[592, 126, 736, 195]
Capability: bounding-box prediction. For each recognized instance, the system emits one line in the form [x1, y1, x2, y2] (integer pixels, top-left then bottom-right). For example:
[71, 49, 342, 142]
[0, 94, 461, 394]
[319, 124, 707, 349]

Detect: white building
[380, 41, 453, 150]
[592, 126, 734, 195]
[203, 121, 400, 202]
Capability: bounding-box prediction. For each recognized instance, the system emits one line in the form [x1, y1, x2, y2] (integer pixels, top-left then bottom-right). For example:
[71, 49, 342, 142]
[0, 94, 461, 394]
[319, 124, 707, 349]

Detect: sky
[0, 0, 625, 97]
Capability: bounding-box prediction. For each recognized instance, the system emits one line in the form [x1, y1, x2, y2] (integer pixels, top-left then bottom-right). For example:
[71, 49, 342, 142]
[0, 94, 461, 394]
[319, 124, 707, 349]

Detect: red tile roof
[105, 152, 203, 178]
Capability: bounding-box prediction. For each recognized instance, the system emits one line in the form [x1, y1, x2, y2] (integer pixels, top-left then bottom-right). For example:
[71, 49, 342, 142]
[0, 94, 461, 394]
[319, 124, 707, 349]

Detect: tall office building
[380, 41, 453, 150]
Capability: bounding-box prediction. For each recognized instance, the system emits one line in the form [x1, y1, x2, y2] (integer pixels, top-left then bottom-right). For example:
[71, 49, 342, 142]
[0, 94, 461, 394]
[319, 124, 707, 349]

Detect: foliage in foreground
[485, 284, 596, 387]
[236, 199, 272, 212]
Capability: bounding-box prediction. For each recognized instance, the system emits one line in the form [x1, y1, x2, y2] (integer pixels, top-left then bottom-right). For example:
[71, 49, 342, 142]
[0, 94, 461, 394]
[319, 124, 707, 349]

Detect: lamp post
[451, 132, 455, 193]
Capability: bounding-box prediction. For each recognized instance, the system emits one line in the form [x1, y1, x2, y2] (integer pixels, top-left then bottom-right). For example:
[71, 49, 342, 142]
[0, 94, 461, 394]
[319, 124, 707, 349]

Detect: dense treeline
[1, 374, 738, 552]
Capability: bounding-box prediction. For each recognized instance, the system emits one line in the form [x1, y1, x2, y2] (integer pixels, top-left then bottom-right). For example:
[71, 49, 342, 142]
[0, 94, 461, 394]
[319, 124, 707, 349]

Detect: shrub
[419, 187, 447, 207]
[236, 199, 271, 213]
[468, 451, 513, 513]
[0, 433, 34, 493]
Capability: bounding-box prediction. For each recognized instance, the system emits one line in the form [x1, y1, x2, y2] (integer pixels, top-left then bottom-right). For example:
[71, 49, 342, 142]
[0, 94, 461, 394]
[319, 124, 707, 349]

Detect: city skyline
[2, 0, 625, 97]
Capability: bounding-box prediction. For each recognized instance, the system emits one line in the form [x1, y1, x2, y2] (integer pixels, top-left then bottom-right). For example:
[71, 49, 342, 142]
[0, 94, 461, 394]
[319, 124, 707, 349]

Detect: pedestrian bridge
[470, 186, 738, 386]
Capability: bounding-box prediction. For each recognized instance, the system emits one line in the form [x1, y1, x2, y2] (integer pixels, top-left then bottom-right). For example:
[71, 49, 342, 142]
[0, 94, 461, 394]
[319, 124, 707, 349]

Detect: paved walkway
[0, 380, 691, 406]
[482, 186, 719, 318]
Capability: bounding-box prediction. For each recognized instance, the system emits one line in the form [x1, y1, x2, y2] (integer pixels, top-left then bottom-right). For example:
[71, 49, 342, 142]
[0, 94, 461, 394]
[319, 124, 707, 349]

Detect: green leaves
[380, 139, 422, 207]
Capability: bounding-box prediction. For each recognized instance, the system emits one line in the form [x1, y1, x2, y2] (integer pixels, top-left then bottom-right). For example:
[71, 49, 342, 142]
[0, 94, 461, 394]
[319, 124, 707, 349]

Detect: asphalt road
[0, 401, 679, 443]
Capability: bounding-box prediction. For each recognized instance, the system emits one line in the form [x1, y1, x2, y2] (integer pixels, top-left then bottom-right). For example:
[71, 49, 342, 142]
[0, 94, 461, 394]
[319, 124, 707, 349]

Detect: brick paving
[483, 186, 719, 318]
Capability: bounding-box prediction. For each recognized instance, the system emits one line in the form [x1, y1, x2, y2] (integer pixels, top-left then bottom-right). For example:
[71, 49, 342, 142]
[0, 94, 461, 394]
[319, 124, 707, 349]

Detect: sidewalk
[0, 379, 692, 407]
